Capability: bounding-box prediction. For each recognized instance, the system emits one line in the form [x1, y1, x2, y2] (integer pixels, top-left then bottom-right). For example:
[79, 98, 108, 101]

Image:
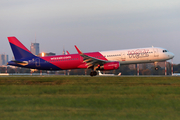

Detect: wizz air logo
[51, 56, 71, 60]
[128, 49, 149, 59]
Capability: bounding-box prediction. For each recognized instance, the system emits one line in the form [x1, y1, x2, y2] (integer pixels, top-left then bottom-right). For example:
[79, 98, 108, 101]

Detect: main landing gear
[90, 71, 97, 76]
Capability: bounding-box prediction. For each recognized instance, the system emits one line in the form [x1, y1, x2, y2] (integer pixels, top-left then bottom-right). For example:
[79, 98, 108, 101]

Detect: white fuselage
[100, 47, 174, 64]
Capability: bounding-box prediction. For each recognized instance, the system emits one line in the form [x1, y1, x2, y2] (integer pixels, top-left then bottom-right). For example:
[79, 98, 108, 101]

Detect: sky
[0, 0, 180, 63]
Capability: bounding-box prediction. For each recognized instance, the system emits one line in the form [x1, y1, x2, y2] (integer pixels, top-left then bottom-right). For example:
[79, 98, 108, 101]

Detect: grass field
[1, 76, 180, 120]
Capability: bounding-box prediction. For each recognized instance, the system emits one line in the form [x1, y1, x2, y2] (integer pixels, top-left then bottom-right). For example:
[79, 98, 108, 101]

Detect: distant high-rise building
[30, 43, 39, 55]
[0, 54, 8, 66]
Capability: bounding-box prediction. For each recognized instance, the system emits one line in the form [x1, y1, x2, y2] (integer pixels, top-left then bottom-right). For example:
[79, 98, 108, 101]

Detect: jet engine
[99, 61, 120, 70]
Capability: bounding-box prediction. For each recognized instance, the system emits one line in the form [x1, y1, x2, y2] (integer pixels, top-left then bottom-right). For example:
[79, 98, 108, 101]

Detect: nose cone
[168, 52, 174, 59]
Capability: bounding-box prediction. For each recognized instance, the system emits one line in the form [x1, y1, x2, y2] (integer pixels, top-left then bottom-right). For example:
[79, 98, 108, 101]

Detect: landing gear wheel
[93, 71, 97, 76]
[90, 72, 94, 76]
[90, 71, 97, 76]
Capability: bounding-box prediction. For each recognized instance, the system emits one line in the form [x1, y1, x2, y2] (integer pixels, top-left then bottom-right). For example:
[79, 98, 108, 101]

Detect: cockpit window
[163, 50, 168, 52]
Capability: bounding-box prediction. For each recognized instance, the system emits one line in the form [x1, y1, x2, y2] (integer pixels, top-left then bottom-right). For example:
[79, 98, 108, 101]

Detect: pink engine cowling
[100, 61, 120, 70]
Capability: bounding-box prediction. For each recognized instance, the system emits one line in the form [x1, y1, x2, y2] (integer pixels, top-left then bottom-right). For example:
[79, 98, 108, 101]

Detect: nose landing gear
[155, 67, 159, 71]
[154, 62, 159, 71]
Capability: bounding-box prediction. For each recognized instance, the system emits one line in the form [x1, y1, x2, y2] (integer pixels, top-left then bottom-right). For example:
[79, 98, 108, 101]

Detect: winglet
[74, 45, 83, 55]
[66, 51, 70, 54]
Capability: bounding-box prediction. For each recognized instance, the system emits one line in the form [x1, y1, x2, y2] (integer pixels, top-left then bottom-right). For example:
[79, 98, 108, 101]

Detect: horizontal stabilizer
[8, 60, 28, 66]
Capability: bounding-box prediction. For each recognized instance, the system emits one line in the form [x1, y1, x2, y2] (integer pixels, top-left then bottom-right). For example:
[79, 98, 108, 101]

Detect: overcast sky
[0, 0, 180, 63]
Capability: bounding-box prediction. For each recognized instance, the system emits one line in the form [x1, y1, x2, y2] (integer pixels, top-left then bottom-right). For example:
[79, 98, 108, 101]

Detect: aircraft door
[121, 52, 126, 61]
[35, 58, 40, 67]
[153, 48, 159, 57]
[80, 56, 83, 63]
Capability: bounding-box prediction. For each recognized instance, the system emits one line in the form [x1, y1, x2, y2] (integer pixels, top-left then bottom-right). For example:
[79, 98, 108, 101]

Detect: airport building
[0, 54, 8, 66]
[30, 43, 39, 55]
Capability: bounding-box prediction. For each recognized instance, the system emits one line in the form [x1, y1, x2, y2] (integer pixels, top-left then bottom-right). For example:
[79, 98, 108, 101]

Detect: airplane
[7, 36, 174, 76]
[172, 73, 180, 76]
[98, 70, 115, 76]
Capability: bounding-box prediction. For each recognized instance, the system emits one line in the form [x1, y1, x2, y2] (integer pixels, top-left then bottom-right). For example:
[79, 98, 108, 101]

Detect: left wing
[74, 45, 109, 70]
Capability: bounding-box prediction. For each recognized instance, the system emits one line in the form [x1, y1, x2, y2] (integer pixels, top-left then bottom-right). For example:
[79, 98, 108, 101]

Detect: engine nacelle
[99, 61, 120, 70]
